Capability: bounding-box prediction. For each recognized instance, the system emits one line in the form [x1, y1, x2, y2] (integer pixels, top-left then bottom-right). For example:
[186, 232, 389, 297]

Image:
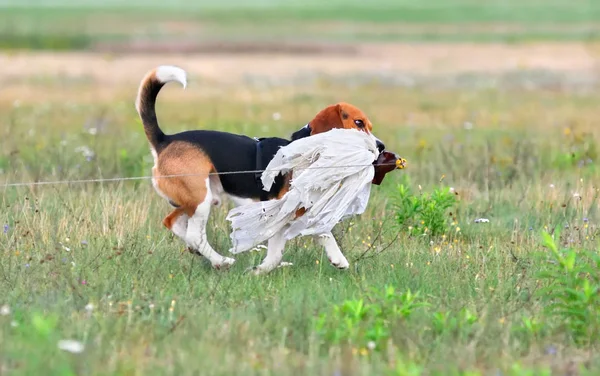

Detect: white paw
[245, 266, 267, 276]
[212, 257, 235, 270]
[247, 263, 279, 275]
[329, 256, 349, 270]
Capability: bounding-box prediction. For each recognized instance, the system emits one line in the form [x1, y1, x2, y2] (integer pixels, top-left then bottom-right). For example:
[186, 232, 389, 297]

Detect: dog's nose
[376, 140, 385, 153]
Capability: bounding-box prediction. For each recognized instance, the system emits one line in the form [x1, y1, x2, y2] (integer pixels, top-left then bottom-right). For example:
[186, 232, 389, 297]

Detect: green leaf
[31, 313, 58, 339]
[541, 231, 557, 253]
[563, 251, 577, 271]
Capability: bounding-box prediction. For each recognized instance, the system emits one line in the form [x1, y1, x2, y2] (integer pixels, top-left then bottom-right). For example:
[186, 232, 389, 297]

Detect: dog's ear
[309, 104, 345, 135]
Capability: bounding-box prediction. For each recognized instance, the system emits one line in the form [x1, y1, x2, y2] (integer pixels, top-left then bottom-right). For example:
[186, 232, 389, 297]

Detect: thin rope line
[0, 162, 400, 188]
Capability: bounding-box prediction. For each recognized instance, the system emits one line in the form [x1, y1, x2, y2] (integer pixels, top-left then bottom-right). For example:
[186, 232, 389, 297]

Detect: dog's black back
[166, 129, 309, 200]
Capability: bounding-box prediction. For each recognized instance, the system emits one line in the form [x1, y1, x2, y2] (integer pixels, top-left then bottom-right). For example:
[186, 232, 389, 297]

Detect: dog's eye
[354, 120, 365, 128]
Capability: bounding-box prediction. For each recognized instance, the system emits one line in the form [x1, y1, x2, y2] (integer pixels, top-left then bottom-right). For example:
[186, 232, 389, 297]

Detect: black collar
[290, 124, 311, 141]
[252, 124, 312, 200]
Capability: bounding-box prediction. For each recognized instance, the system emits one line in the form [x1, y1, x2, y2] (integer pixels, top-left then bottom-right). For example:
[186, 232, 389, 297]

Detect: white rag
[226, 128, 379, 254]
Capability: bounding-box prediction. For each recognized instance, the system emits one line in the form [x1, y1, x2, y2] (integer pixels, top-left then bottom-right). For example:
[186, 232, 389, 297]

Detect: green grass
[1, 76, 600, 374]
[0, 0, 599, 48]
[3, 0, 599, 23]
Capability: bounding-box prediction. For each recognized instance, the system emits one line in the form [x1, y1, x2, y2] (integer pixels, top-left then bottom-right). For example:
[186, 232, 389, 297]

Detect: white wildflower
[449, 187, 455, 193]
[549, 184, 555, 188]
[88, 128, 98, 136]
[84, 303, 94, 312]
[367, 341, 376, 350]
[250, 245, 268, 252]
[573, 193, 581, 199]
[0, 305, 10, 316]
[74, 146, 95, 160]
[58, 339, 85, 354]
[474, 218, 490, 223]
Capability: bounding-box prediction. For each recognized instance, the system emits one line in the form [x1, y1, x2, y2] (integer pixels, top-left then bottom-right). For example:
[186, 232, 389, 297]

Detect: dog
[135, 65, 386, 274]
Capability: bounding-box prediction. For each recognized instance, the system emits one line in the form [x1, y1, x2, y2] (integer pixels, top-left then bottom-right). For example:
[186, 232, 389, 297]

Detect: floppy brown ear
[309, 104, 345, 135]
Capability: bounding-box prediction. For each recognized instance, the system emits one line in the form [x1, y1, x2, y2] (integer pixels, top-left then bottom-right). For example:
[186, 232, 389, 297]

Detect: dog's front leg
[252, 231, 287, 275]
[315, 232, 349, 269]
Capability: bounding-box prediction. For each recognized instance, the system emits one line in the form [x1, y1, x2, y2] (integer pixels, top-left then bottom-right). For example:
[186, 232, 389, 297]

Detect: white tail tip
[155, 65, 187, 89]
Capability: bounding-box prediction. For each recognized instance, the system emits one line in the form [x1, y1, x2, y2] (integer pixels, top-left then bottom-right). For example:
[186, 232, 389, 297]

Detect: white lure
[226, 128, 378, 254]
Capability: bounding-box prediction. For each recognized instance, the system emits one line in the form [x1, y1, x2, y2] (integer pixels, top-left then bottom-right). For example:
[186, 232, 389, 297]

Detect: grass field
[1, 0, 600, 48]
[1, 1, 600, 375]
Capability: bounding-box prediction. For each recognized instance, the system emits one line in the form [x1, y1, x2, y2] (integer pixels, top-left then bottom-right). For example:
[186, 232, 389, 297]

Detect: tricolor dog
[135, 65, 385, 274]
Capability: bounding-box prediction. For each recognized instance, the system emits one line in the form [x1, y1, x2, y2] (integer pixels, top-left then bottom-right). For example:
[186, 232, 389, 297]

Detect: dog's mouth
[372, 150, 407, 185]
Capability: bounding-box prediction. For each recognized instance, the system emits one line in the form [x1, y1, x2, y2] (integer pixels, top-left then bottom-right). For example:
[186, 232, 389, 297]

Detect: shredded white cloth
[226, 128, 379, 254]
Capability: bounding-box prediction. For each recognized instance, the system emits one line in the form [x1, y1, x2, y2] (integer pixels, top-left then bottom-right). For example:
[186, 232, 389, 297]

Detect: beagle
[135, 65, 386, 274]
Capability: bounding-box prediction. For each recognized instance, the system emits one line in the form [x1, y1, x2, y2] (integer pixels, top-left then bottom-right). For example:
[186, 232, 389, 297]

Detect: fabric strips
[227, 128, 378, 254]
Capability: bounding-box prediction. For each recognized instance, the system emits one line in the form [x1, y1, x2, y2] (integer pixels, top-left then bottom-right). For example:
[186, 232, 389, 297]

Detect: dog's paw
[245, 264, 281, 276]
[328, 256, 349, 270]
[212, 257, 235, 270]
[244, 266, 265, 276]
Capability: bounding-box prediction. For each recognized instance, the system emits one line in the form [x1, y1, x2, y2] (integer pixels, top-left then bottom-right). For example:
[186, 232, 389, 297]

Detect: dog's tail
[135, 65, 187, 151]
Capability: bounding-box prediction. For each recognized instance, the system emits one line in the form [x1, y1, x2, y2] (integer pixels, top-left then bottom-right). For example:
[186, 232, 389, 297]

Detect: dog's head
[291, 102, 385, 152]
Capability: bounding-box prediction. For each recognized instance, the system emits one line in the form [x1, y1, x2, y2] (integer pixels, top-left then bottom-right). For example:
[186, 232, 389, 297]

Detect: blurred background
[1, 0, 599, 47]
[1, 0, 598, 90]
[0, 0, 599, 183]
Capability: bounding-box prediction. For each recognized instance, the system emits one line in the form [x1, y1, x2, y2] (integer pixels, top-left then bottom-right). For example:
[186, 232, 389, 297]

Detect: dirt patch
[1, 42, 598, 88]
[92, 40, 358, 56]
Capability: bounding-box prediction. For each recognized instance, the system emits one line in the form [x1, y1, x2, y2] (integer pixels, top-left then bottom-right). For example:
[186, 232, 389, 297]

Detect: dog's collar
[290, 124, 311, 141]
[254, 139, 266, 199]
[254, 124, 310, 142]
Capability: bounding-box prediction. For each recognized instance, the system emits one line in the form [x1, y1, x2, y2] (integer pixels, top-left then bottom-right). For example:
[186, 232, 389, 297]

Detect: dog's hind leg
[163, 208, 189, 240]
[154, 142, 234, 269]
[164, 208, 198, 254]
[315, 232, 349, 269]
[186, 177, 235, 269]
